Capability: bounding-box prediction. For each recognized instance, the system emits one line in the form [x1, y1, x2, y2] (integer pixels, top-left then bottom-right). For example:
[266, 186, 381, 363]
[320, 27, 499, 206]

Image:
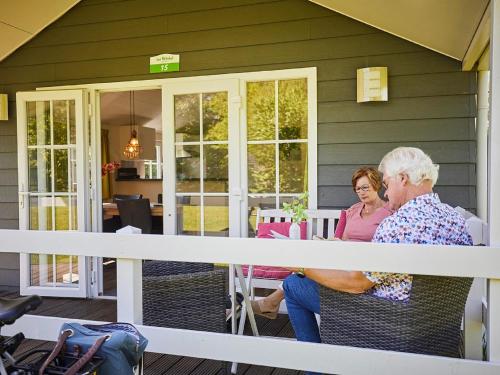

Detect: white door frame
[238, 73, 318, 237]
[16, 90, 90, 298]
[91, 85, 161, 298]
[34, 67, 317, 297]
[162, 79, 241, 237]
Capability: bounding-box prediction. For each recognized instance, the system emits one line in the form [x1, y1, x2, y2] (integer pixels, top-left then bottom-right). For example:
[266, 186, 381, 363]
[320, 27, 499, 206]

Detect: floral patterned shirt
[363, 193, 472, 301]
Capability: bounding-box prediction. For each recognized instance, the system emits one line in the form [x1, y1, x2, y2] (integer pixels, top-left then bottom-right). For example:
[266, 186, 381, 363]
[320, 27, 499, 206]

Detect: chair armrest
[319, 275, 473, 357]
[320, 287, 409, 351]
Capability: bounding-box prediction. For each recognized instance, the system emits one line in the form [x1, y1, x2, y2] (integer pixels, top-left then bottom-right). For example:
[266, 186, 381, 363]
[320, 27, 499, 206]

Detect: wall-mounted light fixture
[357, 67, 388, 103]
[0, 94, 8, 121]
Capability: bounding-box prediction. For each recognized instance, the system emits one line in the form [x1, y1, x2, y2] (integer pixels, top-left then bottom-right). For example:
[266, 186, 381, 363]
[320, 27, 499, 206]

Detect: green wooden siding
[0, 0, 477, 287]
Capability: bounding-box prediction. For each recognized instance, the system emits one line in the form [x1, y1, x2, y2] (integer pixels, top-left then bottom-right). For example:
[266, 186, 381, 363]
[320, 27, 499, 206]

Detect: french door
[17, 90, 90, 298]
[163, 80, 241, 237]
[162, 76, 313, 237]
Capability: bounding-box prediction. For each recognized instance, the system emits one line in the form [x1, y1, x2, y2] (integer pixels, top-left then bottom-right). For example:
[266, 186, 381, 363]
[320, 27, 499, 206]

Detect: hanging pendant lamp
[123, 91, 142, 159]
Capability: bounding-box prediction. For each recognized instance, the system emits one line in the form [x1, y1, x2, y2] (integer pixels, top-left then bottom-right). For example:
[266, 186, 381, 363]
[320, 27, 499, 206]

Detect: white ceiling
[0, 0, 80, 62]
[309, 0, 490, 61]
[100, 90, 162, 132]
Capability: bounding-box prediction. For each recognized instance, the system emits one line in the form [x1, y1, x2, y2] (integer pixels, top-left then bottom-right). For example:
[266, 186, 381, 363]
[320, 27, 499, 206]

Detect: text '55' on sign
[149, 54, 180, 73]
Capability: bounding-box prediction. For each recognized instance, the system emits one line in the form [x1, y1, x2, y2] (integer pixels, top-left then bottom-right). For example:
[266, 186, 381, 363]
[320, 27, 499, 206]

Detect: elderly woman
[284, 147, 472, 375]
[251, 166, 392, 319]
[340, 166, 392, 241]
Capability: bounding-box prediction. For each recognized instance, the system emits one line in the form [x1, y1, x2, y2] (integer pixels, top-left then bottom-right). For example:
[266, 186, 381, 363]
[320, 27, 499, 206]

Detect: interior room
[100, 89, 163, 235]
[99, 88, 162, 296]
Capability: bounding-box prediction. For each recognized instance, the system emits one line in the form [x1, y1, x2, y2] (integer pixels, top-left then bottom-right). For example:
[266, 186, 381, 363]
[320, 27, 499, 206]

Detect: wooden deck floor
[0, 289, 304, 374]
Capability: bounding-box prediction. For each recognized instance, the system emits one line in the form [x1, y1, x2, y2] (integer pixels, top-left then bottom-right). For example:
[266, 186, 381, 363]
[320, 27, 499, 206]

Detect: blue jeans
[283, 274, 321, 375]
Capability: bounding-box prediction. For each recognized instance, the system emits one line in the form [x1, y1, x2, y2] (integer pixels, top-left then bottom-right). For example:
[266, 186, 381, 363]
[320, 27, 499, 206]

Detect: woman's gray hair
[378, 147, 439, 187]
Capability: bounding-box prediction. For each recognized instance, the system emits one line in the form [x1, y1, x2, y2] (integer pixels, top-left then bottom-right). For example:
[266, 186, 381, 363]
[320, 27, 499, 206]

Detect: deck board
[4, 292, 304, 374]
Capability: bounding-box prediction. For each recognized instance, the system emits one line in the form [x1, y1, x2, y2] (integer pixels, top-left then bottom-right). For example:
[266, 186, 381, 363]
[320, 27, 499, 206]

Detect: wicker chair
[320, 275, 473, 357]
[142, 261, 227, 333]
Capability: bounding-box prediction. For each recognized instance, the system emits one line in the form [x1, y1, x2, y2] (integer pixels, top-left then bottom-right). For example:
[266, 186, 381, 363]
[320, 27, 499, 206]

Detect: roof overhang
[310, 0, 491, 70]
[0, 0, 80, 62]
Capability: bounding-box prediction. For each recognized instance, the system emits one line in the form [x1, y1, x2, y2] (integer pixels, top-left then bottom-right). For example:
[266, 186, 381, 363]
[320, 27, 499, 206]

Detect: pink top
[342, 201, 393, 242]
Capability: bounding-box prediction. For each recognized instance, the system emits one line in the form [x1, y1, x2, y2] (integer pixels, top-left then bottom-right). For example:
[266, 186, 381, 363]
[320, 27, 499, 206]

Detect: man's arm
[302, 268, 374, 294]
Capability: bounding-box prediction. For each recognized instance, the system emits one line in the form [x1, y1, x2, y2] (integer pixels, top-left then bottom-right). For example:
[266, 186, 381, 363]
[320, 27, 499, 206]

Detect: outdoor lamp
[0, 94, 8, 121]
[357, 67, 388, 103]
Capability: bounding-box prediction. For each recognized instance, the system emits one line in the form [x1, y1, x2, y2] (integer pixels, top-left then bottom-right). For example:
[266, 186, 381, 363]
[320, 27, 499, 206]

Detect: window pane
[55, 255, 70, 285]
[279, 196, 307, 208]
[203, 92, 228, 141]
[27, 101, 50, 146]
[204, 197, 229, 237]
[176, 145, 200, 192]
[248, 196, 276, 237]
[279, 143, 307, 193]
[29, 149, 52, 193]
[204, 144, 228, 193]
[54, 255, 79, 286]
[69, 100, 76, 144]
[175, 94, 200, 142]
[247, 81, 275, 141]
[278, 79, 308, 140]
[54, 149, 69, 192]
[248, 144, 275, 193]
[30, 196, 53, 231]
[70, 148, 77, 193]
[70, 195, 78, 230]
[30, 254, 54, 287]
[53, 100, 68, 145]
[71, 255, 79, 283]
[55, 196, 70, 230]
[176, 196, 201, 235]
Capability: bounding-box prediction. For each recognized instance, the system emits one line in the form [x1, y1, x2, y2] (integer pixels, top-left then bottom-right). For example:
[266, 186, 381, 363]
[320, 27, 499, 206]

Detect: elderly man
[283, 147, 472, 373]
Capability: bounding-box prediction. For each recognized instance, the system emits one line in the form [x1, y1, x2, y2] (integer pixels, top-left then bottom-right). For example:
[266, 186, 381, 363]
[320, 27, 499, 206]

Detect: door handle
[18, 191, 30, 209]
[230, 188, 243, 201]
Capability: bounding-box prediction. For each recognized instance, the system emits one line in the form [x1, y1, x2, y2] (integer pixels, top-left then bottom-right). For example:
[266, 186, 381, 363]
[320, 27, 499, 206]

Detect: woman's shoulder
[377, 202, 394, 217]
[345, 201, 364, 217]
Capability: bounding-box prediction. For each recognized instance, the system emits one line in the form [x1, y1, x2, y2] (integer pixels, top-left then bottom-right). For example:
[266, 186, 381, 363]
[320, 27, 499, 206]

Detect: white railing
[1, 229, 500, 374]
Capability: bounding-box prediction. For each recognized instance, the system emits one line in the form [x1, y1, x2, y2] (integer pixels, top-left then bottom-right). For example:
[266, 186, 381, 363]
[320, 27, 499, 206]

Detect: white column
[488, 0, 500, 362]
[477, 71, 490, 221]
[465, 69, 490, 360]
[116, 227, 143, 324]
[116, 258, 143, 324]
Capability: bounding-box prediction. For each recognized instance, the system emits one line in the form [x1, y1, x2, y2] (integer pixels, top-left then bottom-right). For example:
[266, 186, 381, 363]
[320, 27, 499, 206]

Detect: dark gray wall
[0, 0, 477, 288]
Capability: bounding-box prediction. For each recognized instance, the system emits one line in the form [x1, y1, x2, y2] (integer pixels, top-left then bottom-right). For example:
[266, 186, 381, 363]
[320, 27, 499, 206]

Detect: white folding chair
[245, 209, 342, 296]
[230, 208, 341, 373]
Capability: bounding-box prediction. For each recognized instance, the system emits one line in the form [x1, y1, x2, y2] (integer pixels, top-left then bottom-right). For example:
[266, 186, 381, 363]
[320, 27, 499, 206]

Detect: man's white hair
[378, 147, 439, 187]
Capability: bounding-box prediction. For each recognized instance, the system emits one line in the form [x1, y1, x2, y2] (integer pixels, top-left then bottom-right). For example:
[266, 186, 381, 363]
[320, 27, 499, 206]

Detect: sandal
[250, 300, 278, 320]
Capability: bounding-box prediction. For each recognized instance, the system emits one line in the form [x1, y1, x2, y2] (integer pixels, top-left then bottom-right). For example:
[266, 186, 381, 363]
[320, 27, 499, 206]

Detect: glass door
[163, 80, 240, 237]
[17, 90, 90, 298]
[244, 78, 311, 237]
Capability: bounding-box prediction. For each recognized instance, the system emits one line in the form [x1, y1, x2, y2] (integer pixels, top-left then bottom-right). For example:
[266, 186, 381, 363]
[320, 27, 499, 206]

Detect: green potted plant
[282, 192, 308, 239]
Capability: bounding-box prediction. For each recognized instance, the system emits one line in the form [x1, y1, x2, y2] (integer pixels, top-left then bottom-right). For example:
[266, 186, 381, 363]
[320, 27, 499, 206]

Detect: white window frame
[239, 70, 317, 236]
[37, 67, 318, 241]
[16, 90, 90, 298]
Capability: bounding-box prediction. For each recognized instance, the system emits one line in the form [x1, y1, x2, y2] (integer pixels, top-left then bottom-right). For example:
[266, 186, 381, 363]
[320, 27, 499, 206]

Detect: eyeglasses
[354, 184, 370, 193]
